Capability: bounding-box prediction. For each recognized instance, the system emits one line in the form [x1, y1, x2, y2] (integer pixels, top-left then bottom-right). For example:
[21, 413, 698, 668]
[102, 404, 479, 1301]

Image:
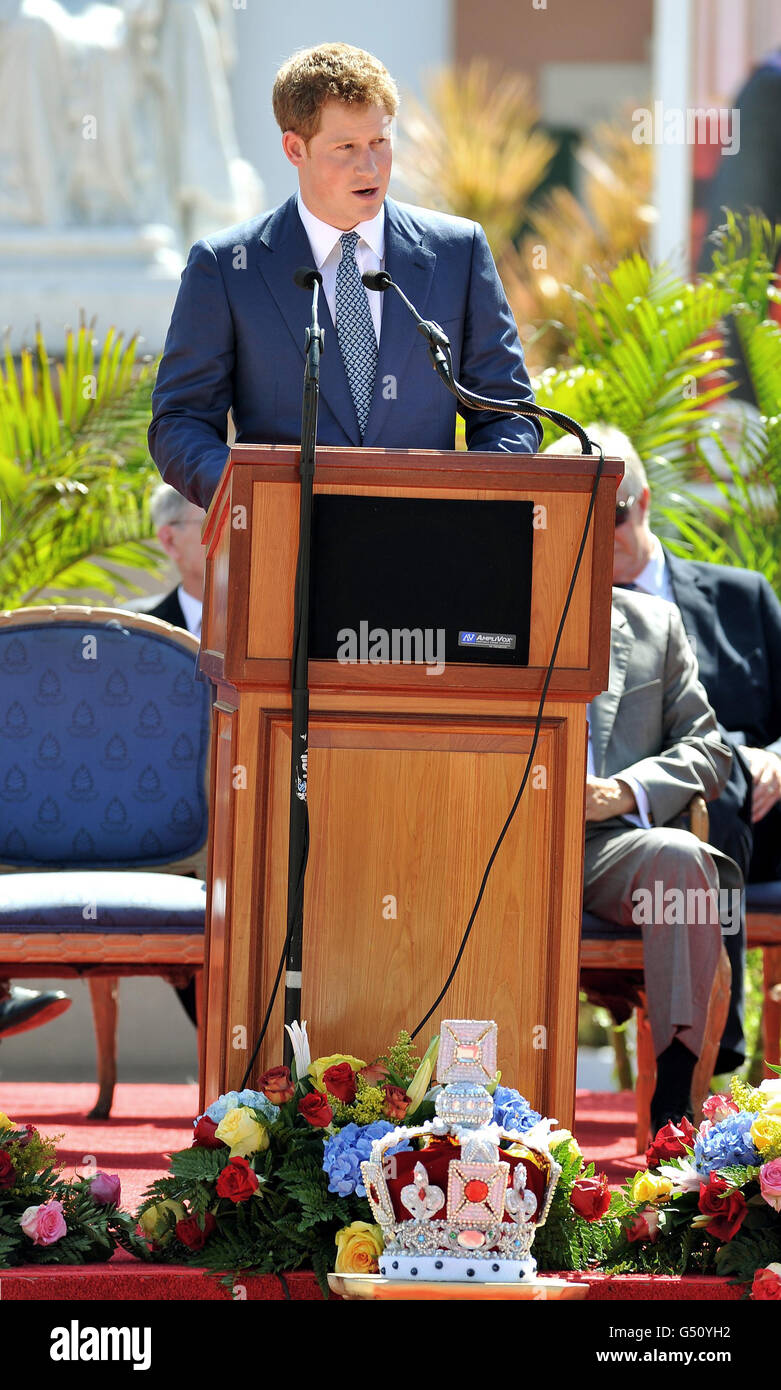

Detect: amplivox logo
[50, 1320, 151, 1371]
[458, 631, 516, 650]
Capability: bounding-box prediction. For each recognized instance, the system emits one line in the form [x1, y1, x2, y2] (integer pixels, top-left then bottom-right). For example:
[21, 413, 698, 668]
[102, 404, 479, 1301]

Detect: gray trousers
[583, 822, 741, 1058]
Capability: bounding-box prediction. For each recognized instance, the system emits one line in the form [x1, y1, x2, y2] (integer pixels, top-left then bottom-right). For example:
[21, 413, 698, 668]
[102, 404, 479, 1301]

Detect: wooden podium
[198, 445, 621, 1128]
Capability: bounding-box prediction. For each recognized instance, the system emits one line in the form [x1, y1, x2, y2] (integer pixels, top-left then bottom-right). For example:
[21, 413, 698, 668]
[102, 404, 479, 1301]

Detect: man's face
[612, 487, 653, 585]
[157, 501, 206, 598]
[283, 99, 393, 229]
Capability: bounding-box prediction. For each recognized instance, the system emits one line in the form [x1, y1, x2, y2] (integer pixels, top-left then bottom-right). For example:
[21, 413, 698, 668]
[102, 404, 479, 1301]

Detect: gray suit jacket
[589, 589, 732, 828]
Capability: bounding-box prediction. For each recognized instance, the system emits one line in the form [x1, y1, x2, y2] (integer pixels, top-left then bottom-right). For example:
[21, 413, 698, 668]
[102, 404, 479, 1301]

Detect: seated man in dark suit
[130, 483, 205, 637]
[584, 587, 740, 1134]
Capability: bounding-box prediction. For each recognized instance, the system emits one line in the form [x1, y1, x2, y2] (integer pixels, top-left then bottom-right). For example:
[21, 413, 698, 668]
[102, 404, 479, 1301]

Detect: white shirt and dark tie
[296, 193, 383, 436]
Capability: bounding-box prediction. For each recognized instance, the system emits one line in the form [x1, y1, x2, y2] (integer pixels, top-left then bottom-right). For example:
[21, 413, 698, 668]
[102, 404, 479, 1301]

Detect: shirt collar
[177, 585, 203, 636]
[296, 191, 386, 266]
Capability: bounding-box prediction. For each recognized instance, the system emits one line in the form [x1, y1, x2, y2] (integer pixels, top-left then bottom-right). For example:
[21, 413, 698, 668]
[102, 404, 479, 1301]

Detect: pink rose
[760, 1159, 781, 1213]
[89, 1171, 121, 1206]
[19, 1199, 67, 1246]
[626, 1208, 660, 1243]
[702, 1093, 739, 1124]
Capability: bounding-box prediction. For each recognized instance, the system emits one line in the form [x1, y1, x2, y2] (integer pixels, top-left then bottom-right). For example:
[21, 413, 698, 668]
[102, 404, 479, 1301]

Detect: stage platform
[0, 1083, 742, 1301]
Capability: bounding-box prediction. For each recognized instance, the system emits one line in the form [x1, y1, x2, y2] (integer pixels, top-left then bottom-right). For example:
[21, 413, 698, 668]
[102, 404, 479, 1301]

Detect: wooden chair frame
[0, 605, 209, 1117]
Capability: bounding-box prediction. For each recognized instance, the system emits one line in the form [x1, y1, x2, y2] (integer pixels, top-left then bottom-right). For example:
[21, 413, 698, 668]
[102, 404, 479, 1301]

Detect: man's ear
[156, 524, 177, 561]
[282, 130, 307, 168]
[638, 485, 652, 519]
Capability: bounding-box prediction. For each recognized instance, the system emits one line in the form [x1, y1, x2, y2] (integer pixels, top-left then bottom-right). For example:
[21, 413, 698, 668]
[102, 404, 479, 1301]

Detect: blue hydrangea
[492, 1085, 542, 1135]
[694, 1110, 759, 1175]
[322, 1122, 411, 1198]
[203, 1089, 278, 1125]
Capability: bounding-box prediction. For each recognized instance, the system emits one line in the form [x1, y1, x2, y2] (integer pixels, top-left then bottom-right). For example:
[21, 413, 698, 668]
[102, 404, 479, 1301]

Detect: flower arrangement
[136, 1024, 617, 1293]
[606, 1070, 781, 1296]
[0, 1112, 140, 1267]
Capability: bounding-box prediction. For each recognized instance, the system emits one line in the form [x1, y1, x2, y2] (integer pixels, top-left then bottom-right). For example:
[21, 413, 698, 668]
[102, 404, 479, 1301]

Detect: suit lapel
[363, 199, 437, 444]
[590, 606, 633, 775]
[257, 197, 360, 443]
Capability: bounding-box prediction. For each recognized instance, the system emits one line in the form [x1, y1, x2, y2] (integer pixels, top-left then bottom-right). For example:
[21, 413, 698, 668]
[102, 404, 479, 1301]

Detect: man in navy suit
[148, 42, 541, 509]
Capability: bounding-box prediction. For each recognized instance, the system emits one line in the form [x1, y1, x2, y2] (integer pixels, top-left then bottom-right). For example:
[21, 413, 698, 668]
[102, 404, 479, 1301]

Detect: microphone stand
[362, 271, 593, 452]
[240, 269, 323, 1086]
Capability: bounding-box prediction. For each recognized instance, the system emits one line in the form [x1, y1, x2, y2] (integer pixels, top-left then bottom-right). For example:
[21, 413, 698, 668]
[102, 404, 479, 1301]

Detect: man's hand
[739, 745, 781, 822]
[585, 776, 638, 823]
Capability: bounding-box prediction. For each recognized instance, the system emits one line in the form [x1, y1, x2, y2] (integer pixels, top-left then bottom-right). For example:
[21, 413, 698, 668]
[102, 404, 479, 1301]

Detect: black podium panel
[309, 495, 533, 667]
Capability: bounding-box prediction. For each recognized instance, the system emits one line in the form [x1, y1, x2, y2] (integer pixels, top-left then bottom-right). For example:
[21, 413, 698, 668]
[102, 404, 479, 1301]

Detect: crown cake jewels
[360, 1019, 561, 1283]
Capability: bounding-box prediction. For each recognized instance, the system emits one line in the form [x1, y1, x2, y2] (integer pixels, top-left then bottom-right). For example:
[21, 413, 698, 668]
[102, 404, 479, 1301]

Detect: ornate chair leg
[692, 945, 732, 1121]
[763, 946, 781, 1071]
[87, 976, 119, 1120]
[635, 1001, 655, 1152]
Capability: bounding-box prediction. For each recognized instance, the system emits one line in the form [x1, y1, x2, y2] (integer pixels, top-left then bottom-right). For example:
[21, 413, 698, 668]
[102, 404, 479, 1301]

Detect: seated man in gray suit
[584, 588, 741, 1134]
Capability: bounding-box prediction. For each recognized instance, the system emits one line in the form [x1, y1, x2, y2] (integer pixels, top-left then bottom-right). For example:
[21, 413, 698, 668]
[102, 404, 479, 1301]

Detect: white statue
[0, 0, 262, 244]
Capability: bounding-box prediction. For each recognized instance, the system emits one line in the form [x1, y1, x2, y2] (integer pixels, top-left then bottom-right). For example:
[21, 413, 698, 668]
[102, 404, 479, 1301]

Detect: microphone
[361, 269, 592, 453]
[293, 267, 324, 361]
[293, 266, 323, 290]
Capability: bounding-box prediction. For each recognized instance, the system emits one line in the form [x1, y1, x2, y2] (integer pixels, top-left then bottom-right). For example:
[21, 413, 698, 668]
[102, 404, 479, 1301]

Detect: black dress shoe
[0, 986, 71, 1039]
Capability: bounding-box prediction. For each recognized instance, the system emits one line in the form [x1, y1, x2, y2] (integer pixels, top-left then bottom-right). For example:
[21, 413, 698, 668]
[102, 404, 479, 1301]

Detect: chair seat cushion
[746, 880, 781, 914]
[0, 872, 206, 933]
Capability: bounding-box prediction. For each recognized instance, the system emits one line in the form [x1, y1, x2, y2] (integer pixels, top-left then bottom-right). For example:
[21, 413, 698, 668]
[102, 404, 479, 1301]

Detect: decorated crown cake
[360, 1019, 561, 1283]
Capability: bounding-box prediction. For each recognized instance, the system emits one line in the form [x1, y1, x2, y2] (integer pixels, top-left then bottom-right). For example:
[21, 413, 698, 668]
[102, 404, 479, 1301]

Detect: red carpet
[0, 1083, 739, 1300]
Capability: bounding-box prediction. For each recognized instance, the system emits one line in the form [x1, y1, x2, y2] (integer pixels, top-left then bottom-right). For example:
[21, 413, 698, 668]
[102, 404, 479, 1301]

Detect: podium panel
[199, 446, 622, 1126]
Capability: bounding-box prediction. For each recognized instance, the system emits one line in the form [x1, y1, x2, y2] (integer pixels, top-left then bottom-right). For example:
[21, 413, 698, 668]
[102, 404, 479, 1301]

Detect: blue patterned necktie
[335, 230, 378, 438]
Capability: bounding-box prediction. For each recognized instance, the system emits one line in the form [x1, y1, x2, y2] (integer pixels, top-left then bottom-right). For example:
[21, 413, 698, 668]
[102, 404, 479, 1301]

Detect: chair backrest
[0, 607, 210, 872]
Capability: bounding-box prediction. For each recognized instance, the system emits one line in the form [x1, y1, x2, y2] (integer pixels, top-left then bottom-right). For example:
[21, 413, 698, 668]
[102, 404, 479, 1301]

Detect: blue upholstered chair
[745, 881, 781, 1071]
[0, 607, 210, 1117]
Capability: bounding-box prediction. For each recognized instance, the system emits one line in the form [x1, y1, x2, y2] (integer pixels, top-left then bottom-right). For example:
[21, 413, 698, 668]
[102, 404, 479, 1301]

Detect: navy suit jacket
[148, 195, 542, 509]
[665, 551, 781, 759]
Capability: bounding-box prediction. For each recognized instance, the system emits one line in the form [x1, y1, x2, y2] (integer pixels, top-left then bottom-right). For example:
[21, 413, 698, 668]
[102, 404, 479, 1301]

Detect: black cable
[410, 444, 605, 1041]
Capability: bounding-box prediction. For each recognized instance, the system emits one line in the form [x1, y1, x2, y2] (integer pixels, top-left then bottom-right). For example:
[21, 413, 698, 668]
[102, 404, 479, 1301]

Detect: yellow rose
[308, 1055, 366, 1092]
[214, 1105, 269, 1157]
[0, 1113, 14, 1130]
[751, 1113, 781, 1154]
[631, 1171, 673, 1204]
[138, 1199, 186, 1246]
[334, 1221, 384, 1275]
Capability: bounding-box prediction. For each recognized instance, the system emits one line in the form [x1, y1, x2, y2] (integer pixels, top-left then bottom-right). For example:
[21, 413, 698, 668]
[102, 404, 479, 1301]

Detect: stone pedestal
[0, 225, 184, 354]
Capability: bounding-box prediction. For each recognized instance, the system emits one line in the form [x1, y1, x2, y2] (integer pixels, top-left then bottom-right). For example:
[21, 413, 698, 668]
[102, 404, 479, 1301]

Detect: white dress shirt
[296, 192, 385, 345]
[177, 585, 202, 638]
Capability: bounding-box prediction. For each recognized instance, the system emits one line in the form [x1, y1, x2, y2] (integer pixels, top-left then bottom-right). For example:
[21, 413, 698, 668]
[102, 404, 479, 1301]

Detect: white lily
[657, 1158, 701, 1193]
[284, 1019, 311, 1083]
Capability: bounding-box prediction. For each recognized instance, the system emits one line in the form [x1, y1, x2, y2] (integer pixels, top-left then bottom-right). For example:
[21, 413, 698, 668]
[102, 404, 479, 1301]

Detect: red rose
[698, 1174, 747, 1242]
[258, 1065, 295, 1106]
[0, 1151, 15, 1190]
[298, 1092, 333, 1128]
[626, 1208, 660, 1243]
[382, 1085, 411, 1121]
[645, 1117, 696, 1167]
[570, 1173, 611, 1222]
[215, 1156, 259, 1203]
[176, 1211, 217, 1251]
[192, 1115, 226, 1149]
[752, 1266, 781, 1300]
[322, 1063, 357, 1104]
